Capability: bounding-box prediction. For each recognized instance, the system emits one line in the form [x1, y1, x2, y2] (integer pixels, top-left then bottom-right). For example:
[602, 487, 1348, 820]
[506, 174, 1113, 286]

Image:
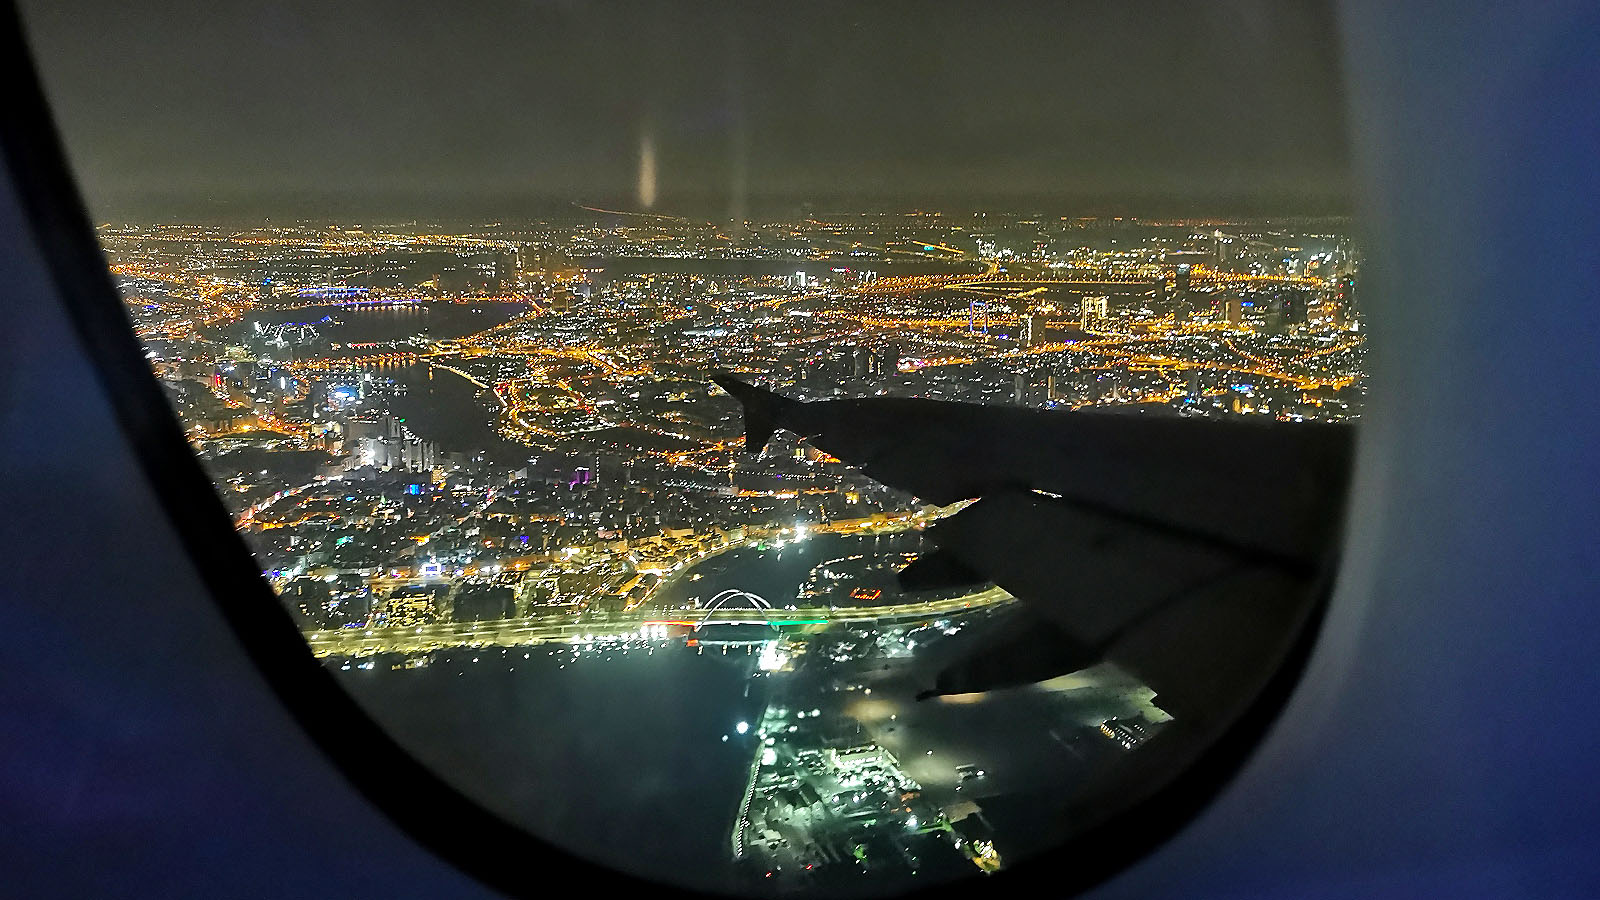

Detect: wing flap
[922, 489, 1253, 647]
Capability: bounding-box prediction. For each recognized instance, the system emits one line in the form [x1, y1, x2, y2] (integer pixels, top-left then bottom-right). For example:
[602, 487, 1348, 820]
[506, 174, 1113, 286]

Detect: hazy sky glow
[22, 0, 1351, 221]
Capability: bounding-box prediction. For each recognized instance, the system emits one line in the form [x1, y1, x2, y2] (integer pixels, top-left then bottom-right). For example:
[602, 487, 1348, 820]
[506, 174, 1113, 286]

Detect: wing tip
[710, 371, 793, 454]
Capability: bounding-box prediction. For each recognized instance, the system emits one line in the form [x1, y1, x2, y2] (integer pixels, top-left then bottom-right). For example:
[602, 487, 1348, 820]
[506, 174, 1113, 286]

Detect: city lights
[111, 211, 1360, 889]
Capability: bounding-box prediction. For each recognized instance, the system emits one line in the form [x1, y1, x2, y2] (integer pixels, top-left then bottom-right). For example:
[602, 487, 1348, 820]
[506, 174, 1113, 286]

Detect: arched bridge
[695, 590, 774, 629]
[301, 586, 1016, 658]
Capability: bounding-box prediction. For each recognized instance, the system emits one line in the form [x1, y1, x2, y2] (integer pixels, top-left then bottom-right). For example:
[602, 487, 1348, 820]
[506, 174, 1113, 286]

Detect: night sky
[21, 0, 1350, 222]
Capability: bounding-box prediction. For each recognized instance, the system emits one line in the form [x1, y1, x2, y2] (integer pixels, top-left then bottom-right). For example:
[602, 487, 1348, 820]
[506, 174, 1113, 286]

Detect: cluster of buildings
[106, 213, 1365, 639]
[103, 215, 1365, 882]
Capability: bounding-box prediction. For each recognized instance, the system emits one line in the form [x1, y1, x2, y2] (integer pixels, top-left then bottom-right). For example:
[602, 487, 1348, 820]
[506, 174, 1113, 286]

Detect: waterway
[250, 300, 1066, 889]
[654, 532, 926, 611]
[388, 363, 532, 465]
[235, 303, 536, 462]
[228, 301, 528, 344]
[334, 532, 911, 893]
[338, 642, 766, 893]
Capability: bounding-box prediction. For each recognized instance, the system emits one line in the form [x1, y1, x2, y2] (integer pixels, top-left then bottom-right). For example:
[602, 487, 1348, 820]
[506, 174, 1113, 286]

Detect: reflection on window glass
[28, 0, 1359, 893]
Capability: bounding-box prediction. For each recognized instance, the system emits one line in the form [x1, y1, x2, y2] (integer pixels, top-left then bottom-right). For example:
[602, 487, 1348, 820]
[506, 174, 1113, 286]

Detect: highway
[304, 586, 1014, 658]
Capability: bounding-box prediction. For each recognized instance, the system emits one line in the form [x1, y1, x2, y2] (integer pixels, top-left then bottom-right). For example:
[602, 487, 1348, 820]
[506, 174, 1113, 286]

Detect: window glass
[24, 1, 1359, 893]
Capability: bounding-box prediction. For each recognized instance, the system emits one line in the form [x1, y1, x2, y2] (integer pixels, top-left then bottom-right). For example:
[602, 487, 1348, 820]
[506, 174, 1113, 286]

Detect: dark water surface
[389, 364, 532, 465]
[338, 643, 767, 892]
[334, 534, 903, 892]
[233, 301, 527, 343]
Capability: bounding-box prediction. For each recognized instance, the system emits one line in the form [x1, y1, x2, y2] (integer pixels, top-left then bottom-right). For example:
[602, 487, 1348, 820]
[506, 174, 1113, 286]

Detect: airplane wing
[711, 372, 1353, 725]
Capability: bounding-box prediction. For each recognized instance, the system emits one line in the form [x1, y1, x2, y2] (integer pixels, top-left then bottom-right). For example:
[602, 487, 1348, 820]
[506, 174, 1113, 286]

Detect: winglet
[711, 372, 797, 453]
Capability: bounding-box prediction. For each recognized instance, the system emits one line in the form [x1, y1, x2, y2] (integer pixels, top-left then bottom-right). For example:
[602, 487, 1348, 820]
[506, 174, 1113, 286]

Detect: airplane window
[19, 1, 1359, 894]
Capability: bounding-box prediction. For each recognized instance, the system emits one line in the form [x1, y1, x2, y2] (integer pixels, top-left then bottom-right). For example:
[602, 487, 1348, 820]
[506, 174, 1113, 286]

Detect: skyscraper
[879, 344, 901, 377]
[969, 299, 990, 334]
[1023, 314, 1048, 348]
[1225, 296, 1244, 328]
[1338, 275, 1359, 329]
[494, 251, 517, 292]
[1280, 291, 1307, 326]
[851, 346, 871, 379]
[1080, 295, 1109, 330]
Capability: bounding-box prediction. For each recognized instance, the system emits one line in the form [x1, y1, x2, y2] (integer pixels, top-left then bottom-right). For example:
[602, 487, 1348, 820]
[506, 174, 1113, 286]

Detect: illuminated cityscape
[112, 212, 1362, 892]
